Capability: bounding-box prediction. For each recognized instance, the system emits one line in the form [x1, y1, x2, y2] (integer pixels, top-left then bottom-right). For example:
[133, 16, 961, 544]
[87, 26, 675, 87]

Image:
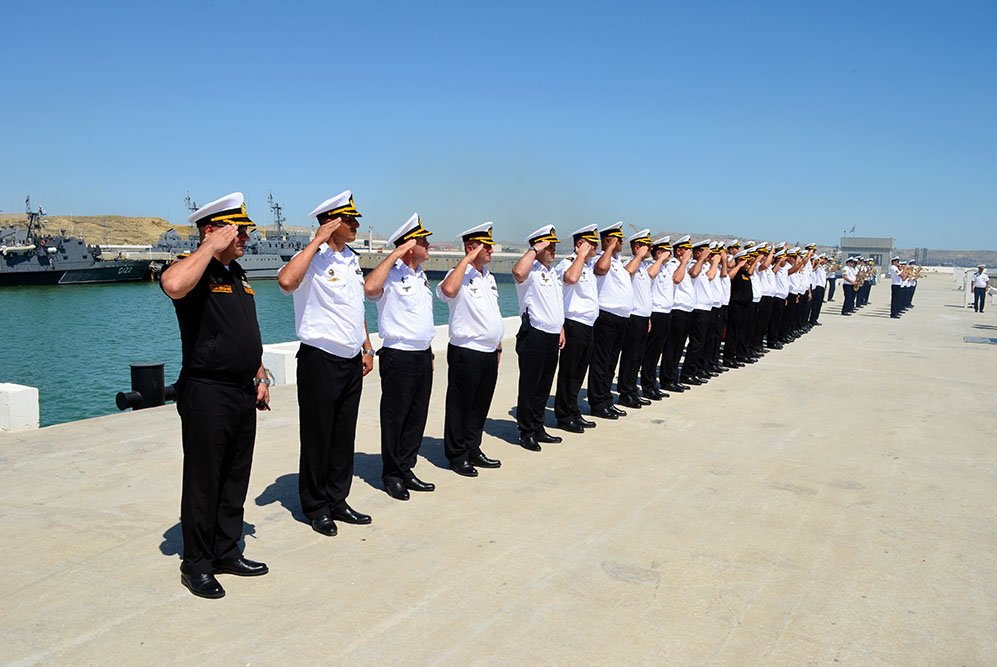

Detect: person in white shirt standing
[512, 225, 566, 452]
[364, 213, 437, 501]
[972, 264, 990, 313]
[587, 222, 637, 419]
[437, 223, 505, 477]
[841, 256, 859, 315]
[682, 239, 716, 383]
[553, 225, 599, 433]
[662, 236, 696, 388]
[640, 236, 675, 398]
[617, 229, 655, 409]
[278, 190, 375, 538]
[889, 256, 905, 318]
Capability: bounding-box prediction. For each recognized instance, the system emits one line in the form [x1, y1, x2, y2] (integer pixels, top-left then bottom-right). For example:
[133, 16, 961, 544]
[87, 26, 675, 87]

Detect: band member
[437, 223, 504, 476]
[364, 213, 436, 500]
[553, 225, 599, 433]
[162, 192, 270, 599]
[278, 190, 375, 538]
[513, 225, 566, 451]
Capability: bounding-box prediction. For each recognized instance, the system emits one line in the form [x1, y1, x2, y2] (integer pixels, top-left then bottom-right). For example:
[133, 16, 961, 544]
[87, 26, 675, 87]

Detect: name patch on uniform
[210, 284, 234, 293]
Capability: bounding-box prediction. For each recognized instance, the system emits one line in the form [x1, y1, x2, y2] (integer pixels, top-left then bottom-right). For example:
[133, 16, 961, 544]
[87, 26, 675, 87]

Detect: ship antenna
[184, 191, 199, 213]
[268, 190, 285, 236]
[24, 194, 46, 238]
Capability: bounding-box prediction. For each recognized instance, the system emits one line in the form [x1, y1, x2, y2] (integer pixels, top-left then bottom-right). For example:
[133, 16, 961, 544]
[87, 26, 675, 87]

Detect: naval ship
[0, 197, 152, 286]
[154, 192, 311, 279]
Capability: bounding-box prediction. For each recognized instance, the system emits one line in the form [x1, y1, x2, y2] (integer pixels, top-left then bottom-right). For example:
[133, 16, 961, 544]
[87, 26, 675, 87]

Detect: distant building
[839, 236, 895, 267]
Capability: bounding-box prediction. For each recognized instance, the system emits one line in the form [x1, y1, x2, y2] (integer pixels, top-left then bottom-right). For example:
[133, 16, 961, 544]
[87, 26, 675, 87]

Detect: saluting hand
[394, 238, 418, 256]
[465, 243, 485, 261]
[201, 224, 239, 253]
[635, 244, 650, 259]
[314, 217, 342, 245]
[532, 241, 551, 253]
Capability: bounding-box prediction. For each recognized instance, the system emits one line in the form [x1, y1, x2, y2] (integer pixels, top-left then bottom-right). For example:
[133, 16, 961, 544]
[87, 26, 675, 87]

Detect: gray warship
[0, 197, 152, 287]
[154, 192, 311, 279]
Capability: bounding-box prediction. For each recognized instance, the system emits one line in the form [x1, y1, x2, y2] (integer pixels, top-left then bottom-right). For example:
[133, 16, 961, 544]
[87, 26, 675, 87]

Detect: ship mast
[268, 190, 285, 238]
[184, 191, 199, 214]
[24, 195, 46, 241]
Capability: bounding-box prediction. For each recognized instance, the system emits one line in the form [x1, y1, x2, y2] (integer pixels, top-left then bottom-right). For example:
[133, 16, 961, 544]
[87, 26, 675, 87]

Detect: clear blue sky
[2, 0, 995, 249]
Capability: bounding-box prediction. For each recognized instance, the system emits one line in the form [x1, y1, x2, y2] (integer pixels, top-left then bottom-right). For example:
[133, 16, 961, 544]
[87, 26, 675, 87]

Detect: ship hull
[0, 261, 152, 287]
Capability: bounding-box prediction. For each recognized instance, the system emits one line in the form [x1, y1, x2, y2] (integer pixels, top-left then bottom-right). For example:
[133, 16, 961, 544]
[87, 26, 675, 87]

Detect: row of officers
[161, 190, 860, 599]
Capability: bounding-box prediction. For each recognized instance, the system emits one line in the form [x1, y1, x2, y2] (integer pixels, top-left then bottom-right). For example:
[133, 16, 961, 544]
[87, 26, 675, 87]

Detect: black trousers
[707, 306, 725, 364]
[726, 301, 749, 361]
[842, 284, 856, 314]
[587, 310, 629, 410]
[827, 277, 837, 300]
[810, 286, 825, 323]
[297, 344, 363, 521]
[908, 284, 916, 307]
[177, 377, 258, 575]
[516, 320, 560, 436]
[683, 309, 711, 378]
[444, 344, 498, 464]
[662, 309, 691, 384]
[753, 298, 771, 349]
[768, 297, 785, 344]
[554, 318, 594, 421]
[891, 284, 901, 317]
[974, 287, 986, 312]
[618, 314, 649, 397]
[379, 347, 433, 484]
[858, 282, 871, 306]
[641, 311, 671, 391]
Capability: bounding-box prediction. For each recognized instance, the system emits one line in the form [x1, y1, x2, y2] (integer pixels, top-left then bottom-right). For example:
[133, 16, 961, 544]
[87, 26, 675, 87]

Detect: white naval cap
[725, 239, 740, 249]
[774, 248, 786, 258]
[309, 190, 362, 220]
[387, 213, 432, 246]
[571, 224, 600, 243]
[652, 235, 671, 248]
[526, 224, 560, 245]
[673, 234, 692, 249]
[625, 228, 652, 245]
[891, 256, 900, 261]
[775, 241, 787, 249]
[187, 192, 255, 227]
[733, 249, 748, 259]
[693, 238, 711, 248]
[600, 221, 625, 239]
[460, 222, 495, 245]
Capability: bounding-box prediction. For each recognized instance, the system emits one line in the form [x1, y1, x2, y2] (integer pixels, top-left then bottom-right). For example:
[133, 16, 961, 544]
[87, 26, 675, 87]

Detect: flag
[850, 225, 856, 233]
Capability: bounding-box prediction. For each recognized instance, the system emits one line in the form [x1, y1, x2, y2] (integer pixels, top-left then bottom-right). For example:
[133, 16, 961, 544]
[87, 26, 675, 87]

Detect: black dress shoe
[634, 395, 651, 405]
[608, 405, 628, 417]
[663, 382, 686, 392]
[535, 429, 563, 444]
[332, 504, 372, 525]
[642, 388, 666, 400]
[181, 572, 225, 599]
[450, 460, 479, 477]
[213, 556, 269, 577]
[404, 474, 435, 492]
[590, 406, 618, 420]
[311, 515, 338, 536]
[469, 451, 501, 468]
[385, 479, 410, 501]
[617, 394, 643, 409]
[681, 376, 703, 386]
[576, 416, 596, 428]
[519, 434, 542, 451]
[557, 419, 585, 433]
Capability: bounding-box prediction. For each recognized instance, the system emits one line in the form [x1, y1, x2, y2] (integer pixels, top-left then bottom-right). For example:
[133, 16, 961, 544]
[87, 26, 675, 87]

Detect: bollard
[115, 362, 175, 411]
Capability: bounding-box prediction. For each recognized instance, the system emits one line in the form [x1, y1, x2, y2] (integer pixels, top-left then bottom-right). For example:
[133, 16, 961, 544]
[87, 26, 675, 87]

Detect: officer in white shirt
[681, 239, 716, 384]
[364, 213, 437, 501]
[889, 256, 904, 318]
[703, 243, 727, 375]
[512, 225, 566, 451]
[768, 247, 790, 346]
[662, 236, 695, 390]
[841, 256, 859, 315]
[587, 222, 639, 419]
[436, 223, 505, 477]
[972, 264, 990, 313]
[617, 229, 656, 409]
[640, 236, 675, 398]
[278, 190, 375, 537]
[553, 225, 599, 433]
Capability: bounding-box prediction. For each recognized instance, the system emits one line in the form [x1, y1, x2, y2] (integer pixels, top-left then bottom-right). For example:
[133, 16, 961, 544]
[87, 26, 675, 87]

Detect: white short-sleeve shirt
[370, 260, 436, 351]
[436, 263, 504, 352]
[515, 260, 565, 334]
[651, 259, 676, 313]
[595, 252, 635, 317]
[284, 244, 366, 359]
[630, 258, 653, 317]
[555, 255, 599, 326]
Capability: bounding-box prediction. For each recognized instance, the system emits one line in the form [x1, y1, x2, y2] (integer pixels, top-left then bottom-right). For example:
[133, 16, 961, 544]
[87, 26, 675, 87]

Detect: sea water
[2, 279, 521, 427]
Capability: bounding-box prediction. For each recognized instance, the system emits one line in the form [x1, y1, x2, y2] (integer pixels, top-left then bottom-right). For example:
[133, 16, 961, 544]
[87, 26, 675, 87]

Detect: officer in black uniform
[161, 192, 271, 600]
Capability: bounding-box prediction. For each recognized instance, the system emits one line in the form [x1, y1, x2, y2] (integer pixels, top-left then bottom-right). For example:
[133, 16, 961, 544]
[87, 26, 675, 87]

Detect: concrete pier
[0, 275, 994, 664]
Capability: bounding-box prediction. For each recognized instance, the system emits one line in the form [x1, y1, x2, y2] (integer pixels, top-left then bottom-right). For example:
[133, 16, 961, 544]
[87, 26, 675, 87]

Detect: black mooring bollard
[115, 362, 175, 411]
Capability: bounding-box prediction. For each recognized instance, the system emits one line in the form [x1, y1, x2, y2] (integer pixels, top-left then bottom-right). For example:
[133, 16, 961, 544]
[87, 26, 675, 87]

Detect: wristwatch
[362, 348, 375, 358]
[254, 368, 274, 387]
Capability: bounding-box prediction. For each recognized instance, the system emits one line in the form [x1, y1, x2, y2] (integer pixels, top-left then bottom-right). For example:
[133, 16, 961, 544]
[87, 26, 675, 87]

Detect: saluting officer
[161, 192, 271, 599]
[278, 190, 375, 538]
[552, 225, 599, 433]
[661, 235, 695, 391]
[640, 236, 674, 399]
[512, 225, 566, 451]
[588, 222, 637, 419]
[617, 229, 655, 409]
[437, 223, 505, 477]
[364, 213, 437, 501]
